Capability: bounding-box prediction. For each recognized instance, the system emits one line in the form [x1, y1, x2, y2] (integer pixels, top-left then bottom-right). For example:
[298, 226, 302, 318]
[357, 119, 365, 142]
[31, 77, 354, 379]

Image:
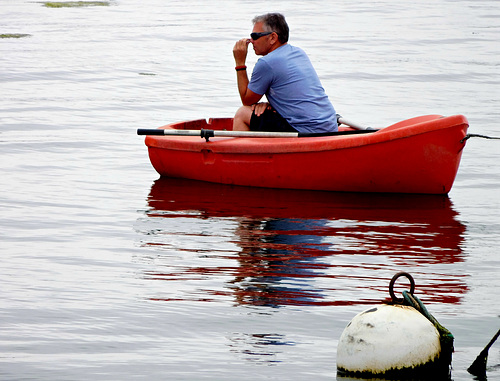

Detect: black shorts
[249, 108, 298, 132]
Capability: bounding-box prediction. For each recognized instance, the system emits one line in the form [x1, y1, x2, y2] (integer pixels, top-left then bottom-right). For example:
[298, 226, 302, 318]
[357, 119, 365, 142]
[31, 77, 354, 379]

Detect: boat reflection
[138, 177, 467, 307]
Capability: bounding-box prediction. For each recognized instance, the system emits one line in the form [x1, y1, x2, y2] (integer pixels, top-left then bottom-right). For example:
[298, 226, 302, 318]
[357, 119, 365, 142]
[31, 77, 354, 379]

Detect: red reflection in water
[139, 178, 467, 307]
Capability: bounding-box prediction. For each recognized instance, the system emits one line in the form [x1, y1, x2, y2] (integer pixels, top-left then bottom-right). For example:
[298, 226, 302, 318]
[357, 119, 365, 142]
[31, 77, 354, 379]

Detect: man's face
[250, 22, 273, 56]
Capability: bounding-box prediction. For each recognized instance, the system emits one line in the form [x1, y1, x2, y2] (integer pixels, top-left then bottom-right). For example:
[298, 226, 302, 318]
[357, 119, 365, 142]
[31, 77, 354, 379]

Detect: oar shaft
[338, 116, 375, 130]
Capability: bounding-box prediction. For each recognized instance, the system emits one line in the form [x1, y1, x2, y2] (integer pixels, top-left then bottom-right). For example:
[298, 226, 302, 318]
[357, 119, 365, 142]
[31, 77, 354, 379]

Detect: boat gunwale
[144, 114, 469, 154]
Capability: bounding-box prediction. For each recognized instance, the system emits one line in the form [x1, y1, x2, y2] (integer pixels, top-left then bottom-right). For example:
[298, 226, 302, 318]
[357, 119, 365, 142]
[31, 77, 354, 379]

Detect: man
[232, 13, 338, 133]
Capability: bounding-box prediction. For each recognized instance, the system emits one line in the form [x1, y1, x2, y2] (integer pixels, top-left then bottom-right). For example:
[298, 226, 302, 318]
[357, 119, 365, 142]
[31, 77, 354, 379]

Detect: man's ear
[270, 32, 280, 45]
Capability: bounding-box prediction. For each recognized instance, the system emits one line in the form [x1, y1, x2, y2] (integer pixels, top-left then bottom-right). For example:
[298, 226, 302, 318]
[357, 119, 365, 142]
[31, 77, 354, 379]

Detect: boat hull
[144, 114, 468, 194]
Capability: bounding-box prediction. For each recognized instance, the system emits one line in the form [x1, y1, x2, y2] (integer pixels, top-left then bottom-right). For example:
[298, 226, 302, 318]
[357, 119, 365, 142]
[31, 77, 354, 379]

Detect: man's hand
[252, 102, 271, 116]
[233, 38, 250, 65]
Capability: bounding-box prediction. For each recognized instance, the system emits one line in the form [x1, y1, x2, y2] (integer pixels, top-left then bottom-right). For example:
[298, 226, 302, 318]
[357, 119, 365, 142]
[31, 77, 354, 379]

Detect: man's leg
[233, 105, 253, 131]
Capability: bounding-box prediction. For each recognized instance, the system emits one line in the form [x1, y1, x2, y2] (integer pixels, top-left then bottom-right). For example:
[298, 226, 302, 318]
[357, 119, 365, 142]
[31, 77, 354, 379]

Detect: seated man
[232, 13, 338, 134]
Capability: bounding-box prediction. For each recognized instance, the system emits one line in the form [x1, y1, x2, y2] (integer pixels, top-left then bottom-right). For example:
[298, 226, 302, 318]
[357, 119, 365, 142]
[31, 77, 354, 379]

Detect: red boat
[139, 114, 468, 194]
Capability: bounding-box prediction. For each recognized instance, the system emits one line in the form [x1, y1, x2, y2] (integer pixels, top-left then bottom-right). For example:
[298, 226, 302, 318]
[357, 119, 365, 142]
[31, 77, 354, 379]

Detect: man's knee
[233, 106, 253, 130]
[235, 105, 252, 120]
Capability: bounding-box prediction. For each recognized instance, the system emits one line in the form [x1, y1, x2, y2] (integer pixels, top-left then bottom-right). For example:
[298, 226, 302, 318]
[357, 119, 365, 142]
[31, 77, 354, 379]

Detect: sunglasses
[250, 31, 273, 40]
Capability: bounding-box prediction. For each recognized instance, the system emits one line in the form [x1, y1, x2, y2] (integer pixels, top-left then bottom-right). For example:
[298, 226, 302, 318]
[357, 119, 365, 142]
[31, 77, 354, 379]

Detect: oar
[467, 328, 500, 377]
[137, 116, 377, 140]
[136, 127, 377, 140]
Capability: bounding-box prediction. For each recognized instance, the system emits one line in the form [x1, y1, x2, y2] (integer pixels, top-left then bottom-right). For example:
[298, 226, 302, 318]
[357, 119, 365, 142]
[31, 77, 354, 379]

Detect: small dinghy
[138, 114, 468, 194]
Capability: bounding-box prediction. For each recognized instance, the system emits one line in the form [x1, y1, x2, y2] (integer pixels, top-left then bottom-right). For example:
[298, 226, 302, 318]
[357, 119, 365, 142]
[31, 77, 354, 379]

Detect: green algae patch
[1, 34, 31, 39]
[43, 1, 110, 7]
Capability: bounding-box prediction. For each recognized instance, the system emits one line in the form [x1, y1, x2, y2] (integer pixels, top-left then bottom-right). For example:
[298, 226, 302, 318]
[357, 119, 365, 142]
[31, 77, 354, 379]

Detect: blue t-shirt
[248, 44, 337, 133]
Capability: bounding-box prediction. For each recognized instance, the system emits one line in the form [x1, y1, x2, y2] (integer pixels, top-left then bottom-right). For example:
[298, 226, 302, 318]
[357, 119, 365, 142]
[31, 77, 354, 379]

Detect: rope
[461, 133, 500, 143]
[402, 291, 454, 364]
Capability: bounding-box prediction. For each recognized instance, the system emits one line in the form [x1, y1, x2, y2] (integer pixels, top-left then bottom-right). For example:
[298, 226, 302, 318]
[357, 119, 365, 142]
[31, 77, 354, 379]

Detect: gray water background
[1, 1, 499, 380]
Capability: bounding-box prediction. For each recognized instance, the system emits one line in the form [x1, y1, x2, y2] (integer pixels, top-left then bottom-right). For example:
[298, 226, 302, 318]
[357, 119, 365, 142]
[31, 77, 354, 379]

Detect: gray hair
[252, 13, 289, 43]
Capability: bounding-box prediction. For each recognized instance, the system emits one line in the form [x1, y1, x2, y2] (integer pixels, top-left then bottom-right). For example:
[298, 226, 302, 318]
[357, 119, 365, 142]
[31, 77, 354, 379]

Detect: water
[1, 1, 499, 380]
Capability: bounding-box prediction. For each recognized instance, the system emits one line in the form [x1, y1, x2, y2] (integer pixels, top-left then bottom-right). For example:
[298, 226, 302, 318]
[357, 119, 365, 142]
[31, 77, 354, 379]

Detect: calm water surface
[1, 1, 499, 380]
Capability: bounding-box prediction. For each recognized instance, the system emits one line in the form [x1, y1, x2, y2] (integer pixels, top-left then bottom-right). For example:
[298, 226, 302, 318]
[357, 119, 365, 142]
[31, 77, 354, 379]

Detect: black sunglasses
[250, 31, 273, 40]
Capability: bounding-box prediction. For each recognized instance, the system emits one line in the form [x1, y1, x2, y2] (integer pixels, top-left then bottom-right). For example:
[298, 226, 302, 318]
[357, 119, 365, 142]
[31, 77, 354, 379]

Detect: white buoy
[337, 304, 445, 377]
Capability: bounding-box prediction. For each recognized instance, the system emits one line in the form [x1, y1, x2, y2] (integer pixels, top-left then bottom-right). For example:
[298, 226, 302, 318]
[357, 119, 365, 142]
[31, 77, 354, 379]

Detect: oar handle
[137, 129, 202, 136]
[137, 129, 163, 135]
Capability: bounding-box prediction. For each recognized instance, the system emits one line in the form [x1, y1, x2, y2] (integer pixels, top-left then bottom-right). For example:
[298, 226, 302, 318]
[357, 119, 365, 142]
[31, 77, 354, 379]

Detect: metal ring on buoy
[389, 272, 415, 303]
